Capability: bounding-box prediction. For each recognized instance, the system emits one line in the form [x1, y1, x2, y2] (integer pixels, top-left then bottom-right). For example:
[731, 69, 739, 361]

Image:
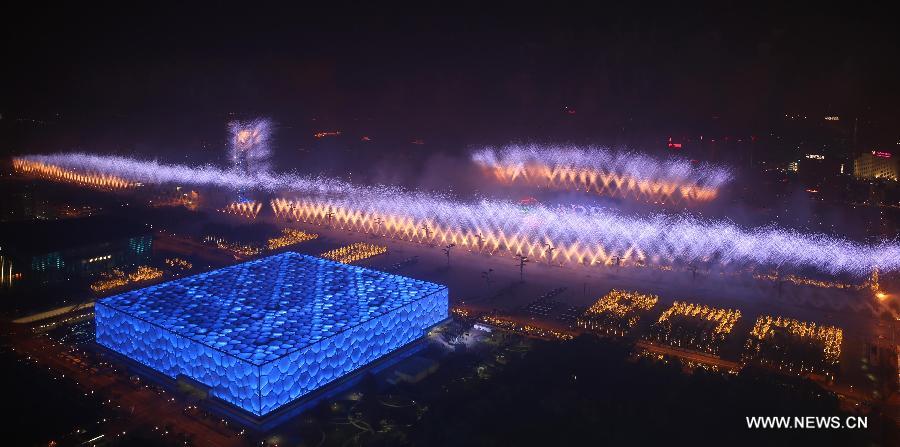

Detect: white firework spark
[229, 118, 273, 174]
[472, 144, 734, 203]
[14, 153, 899, 277]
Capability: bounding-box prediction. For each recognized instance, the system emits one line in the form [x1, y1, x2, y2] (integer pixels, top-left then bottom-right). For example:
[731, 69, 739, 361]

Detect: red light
[872, 151, 891, 158]
[667, 137, 682, 149]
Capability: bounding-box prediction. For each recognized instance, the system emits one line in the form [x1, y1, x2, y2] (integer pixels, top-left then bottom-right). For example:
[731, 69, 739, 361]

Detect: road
[13, 331, 246, 447]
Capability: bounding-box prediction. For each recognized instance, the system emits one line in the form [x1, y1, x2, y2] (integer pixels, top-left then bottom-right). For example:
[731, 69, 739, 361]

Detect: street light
[515, 254, 529, 281]
[481, 268, 494, 286]
[442, 243, 456, 266]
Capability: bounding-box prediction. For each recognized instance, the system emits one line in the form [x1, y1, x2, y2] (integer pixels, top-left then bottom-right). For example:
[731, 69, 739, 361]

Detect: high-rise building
[853, 151, 897, 181]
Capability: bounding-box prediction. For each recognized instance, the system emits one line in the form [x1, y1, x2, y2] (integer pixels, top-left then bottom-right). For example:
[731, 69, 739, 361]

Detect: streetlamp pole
[443, 243, 456, 267]
[515, 254, 529, 282]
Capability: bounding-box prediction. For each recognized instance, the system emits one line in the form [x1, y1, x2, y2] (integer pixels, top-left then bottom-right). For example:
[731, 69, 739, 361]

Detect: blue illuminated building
[95, 252, 448, 416]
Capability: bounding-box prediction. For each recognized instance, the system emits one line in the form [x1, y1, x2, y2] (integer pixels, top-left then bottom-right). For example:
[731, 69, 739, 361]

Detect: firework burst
[472, 144, 733, 204]
[14, 153, 899, 277]
[229, 118, 273, 174]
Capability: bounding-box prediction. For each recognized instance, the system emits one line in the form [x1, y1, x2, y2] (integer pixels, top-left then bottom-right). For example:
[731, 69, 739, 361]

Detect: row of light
[320, 242, 387, 264]
[571, 293, 843, 373]
[576, 289, 660, 335]
[266, 228, 319, 250]
[483, 164, 721, 203]
[90, 266, 163, 292]
[270, 197, 900, 277]
[220, 201, 263, 219]
[752, 272, 866, 290]
[582, 289, 659, 318]
[747, 315, 843, 364]
[15, 153, 900, 277]
[12, 159, 134, 190]
[648, 302, 741, 355]
[472, 146, 731, 204]
[273, 198, 650, 267]
[657, 301, 742, 335]
[480, 315, 574, 340]
[164, 258, 192, 270]
[202, 235, 263, 257]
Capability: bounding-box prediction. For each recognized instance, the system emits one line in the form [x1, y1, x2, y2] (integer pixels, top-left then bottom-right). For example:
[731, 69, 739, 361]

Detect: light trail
[271, 195, 899, 277]
[14, 152, 400, 196]
[13, 153, 900, 277]
[472, 145, 733, 204]
[12, 158, 135, 190]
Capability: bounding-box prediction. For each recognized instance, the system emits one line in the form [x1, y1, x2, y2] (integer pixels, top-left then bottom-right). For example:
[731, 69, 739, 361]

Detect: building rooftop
[98, 252, 446, 365]
[0, 215, 149, 256]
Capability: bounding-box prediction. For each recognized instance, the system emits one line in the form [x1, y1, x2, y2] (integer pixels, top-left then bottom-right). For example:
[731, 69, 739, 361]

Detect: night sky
[3, 3, 899, 166]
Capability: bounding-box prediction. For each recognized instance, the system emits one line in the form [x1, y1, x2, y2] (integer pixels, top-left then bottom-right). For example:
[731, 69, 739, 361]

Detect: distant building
[853, 151, 898, 181]
[0, 216, 152, 286]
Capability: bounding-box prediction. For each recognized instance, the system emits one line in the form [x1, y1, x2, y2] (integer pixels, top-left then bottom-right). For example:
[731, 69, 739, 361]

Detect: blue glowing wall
[95, 252, 448, 416]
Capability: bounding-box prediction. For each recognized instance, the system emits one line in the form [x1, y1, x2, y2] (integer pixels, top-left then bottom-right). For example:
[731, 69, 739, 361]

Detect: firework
[12, 158, 135, 190]
[229, 118, 273, 174]
[13, 153, 395, 196]
[472, 145, 733, 203]
[14, 153, 900, 277]
[272, 195, 900, 277]
[220, 200, 263, 219]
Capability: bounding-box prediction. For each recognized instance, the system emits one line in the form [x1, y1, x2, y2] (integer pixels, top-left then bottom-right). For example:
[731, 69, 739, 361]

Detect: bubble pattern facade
[95, 252, 448, 416]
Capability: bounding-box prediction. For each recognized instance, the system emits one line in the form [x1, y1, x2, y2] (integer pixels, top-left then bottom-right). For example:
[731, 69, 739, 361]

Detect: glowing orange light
[267, 229, 318, 250]
[271, 198, 650, 268]
[12, 158, 135, 190]
[320, 242, 387, 264]
[314, 131, 341, 139]
[483, 164, 720, 204]
[220, 201, 262, 219]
